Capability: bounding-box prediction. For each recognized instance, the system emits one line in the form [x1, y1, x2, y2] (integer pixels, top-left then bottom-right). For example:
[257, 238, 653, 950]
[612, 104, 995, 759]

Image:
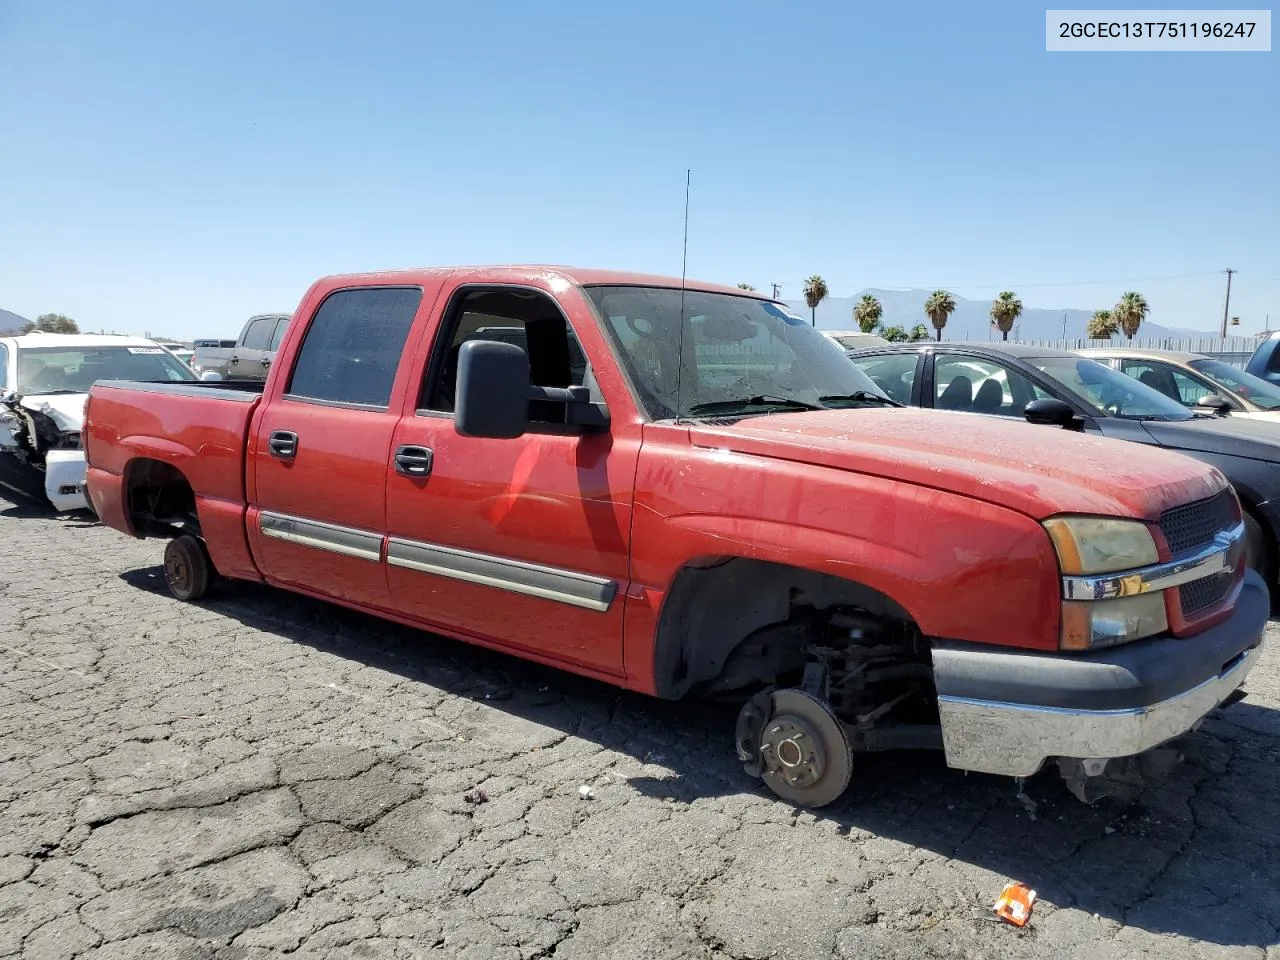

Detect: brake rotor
[757, 688, 852, 808]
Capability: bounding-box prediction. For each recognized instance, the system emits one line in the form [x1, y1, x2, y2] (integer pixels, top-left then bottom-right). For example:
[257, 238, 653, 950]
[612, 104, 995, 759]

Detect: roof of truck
[314, 265, 769, 300]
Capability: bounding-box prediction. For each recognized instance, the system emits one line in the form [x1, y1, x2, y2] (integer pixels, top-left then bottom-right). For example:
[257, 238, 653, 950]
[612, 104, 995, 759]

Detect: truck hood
[1141, 415, 1280, 462]
[689, 408, 1226, 522]
[19, 394, 87, 432]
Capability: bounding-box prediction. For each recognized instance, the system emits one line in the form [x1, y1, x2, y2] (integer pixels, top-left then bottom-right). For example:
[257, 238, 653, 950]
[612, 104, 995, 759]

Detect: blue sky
[1, 1, 1275, 339]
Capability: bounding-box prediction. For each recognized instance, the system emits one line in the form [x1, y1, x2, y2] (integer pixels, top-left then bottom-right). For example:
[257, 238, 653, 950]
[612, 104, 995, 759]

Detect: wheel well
[652, 557, 925, 700]
[1238, 497, 1276, 577]
[124, 458, 200, 539]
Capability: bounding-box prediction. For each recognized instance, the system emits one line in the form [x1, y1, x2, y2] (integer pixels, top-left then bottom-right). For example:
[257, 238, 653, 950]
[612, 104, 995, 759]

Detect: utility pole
[1221, 268, 1236, 337]
[1062, 312, 1068, 340]
[770, 282, 782, 300]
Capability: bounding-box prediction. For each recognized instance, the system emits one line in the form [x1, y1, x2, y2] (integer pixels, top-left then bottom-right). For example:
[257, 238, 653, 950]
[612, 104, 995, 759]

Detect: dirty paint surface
[2, 494, 1279, 960]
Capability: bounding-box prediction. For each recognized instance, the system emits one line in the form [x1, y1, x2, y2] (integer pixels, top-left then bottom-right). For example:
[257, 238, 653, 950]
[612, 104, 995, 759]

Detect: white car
[1080, 347, 1280, 424]
[0, 332, 198, 511]
[823, 330, 890, 352]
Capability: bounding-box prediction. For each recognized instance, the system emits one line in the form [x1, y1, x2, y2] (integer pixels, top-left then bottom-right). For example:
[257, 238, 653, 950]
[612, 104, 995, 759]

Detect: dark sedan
[846, 342, 1280, 587]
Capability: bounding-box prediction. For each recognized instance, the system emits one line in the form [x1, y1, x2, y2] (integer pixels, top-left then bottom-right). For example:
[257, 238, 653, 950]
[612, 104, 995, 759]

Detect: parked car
[190, 313, 291, 380]
[1080, 347, 1280, 422]
[1245, 331, 1280, 386]
[847, 342, 1280, 586]
[0, 332, 197, 510]
[823, 330, 890, 351]
[84, 267, 1267, 808]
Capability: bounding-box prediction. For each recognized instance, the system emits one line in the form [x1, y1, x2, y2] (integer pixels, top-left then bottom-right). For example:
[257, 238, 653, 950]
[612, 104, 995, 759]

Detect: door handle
[230, 356, 240, 365]
[393, 445, 433, 477]
[262, 358, 271, 367]
[268, 430, 298, 459]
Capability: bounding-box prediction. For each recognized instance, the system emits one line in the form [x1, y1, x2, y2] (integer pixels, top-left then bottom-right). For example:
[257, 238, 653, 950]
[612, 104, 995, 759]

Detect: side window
[421, 288, 593, 424]
[849, 353, 917, 404]
[286, 287, 422, 408]
[1119, 360, 1184, 404]
[241, 319, 274, 350]
[934, 356, 1049, 416]
[0, 344, 7, 391]
[269, 318, 289, 351]
[1166, 366, 1220, 406]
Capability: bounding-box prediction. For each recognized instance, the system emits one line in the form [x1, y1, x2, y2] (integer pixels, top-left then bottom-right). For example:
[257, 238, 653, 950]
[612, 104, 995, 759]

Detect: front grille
[1159, 490, 1236, 556]
[1180, 571, 1235, 617]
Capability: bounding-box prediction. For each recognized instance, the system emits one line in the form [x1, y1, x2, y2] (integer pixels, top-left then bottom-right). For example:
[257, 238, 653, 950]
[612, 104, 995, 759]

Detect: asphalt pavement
[2, 494, 1279, 959]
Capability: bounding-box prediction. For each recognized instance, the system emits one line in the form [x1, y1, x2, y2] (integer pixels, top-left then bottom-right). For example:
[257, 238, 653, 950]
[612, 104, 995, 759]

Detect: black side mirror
[455, 341, 531, 439]
[1024, 397, 1079, 429]
[1195, 393, 1232, 416]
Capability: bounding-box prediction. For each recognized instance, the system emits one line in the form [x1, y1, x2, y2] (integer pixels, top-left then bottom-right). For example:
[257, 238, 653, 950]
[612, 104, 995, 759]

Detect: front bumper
[44, 450, 89, 512]
[931, 567, 1270, 778]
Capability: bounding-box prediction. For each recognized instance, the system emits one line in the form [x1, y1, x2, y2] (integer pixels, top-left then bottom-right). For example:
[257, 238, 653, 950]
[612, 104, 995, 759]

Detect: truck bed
[85, 378, 263, 514]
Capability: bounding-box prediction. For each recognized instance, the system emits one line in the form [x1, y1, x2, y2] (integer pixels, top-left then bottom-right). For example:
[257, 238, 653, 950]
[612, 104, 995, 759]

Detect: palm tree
[1113, 292, 1149, 340]
[924, 290, 957, 342]
[802, 275, 829, 326]
[989, 291, 1022, 342]
[736, 282, 756, 291]
[1086, 309, 1118, 340]
[853, 294, 883, 334]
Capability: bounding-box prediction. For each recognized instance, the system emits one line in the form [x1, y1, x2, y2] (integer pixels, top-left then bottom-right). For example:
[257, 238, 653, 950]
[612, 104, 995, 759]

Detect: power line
[872, 270, 1226, 293]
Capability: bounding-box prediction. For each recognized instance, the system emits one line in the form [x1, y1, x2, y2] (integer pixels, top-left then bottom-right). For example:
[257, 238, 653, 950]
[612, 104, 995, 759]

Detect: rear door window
[848, 353, 918, 404]
[286, 287, 422, 408]
[241, 318, 275, 351]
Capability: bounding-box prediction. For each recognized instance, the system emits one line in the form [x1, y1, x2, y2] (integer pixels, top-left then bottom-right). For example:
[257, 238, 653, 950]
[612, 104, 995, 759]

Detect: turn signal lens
[1061, 593, 1168, 651]
[1044, 517, 1159, 575]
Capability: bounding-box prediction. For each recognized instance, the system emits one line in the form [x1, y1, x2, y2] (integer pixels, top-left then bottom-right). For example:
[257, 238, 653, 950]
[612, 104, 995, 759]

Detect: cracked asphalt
[2, 495, 1280, 960]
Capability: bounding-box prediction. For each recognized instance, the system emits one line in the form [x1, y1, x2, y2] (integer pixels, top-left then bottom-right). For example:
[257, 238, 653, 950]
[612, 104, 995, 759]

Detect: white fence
[1009, 336, 1264, 368]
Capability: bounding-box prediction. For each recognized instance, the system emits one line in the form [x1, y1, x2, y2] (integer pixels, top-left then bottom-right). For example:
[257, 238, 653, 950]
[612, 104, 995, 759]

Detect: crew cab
[191, 313, 291, 380]
[83, 267, 1269, 807]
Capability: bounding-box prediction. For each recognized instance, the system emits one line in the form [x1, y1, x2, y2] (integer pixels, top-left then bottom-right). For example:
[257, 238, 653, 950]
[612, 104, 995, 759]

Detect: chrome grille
[1159, 490, 1236, 556]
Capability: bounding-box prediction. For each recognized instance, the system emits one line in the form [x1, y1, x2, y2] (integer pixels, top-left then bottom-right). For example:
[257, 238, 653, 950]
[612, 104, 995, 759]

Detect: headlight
[1061, 593, 1168, 651]
[1043, 516, 1159, 574]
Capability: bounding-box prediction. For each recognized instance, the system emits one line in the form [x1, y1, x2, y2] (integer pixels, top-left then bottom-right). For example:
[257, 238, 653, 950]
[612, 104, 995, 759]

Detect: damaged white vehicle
[0, 333, 197, 511]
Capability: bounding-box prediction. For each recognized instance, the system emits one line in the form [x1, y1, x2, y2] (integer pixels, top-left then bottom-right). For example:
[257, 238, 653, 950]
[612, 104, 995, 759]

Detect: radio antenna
[674, 169, 691, 424]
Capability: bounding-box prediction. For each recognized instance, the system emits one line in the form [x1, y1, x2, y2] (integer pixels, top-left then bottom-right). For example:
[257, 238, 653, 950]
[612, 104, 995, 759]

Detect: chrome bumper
[936, 640, 1264, 777]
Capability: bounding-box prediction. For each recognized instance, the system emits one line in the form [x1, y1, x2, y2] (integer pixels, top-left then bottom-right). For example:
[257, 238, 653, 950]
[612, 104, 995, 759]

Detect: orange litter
[992, 882, 1037, 927]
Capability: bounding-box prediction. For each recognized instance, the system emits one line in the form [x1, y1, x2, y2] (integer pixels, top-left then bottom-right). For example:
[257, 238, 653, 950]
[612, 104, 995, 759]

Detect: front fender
[622, 443, 1064, 694]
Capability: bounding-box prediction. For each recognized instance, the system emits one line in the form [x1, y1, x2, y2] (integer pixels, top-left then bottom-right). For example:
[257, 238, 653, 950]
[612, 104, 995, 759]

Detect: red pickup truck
[84, 267, 1269, 807]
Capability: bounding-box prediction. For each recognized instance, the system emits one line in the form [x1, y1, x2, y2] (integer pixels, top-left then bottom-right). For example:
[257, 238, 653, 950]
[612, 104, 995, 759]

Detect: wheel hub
[760, 715, 825, 788]
[166, 553, 189, 590]
[747, 688, 853, 808]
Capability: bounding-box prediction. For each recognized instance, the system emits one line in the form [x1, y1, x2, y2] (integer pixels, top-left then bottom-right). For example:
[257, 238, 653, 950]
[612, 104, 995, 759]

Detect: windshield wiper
[818, 391, 903, 408]
[687, 395, 825, 417]
[23, 389, 83, 395]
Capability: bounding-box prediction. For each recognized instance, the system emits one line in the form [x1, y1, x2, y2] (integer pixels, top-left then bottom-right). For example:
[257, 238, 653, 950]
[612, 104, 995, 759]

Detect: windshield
[1028, 356, 1194, 421]
[17, 346, 197, 394]
[584, 287, 888, 419]
[1188, 358, 1280, 411]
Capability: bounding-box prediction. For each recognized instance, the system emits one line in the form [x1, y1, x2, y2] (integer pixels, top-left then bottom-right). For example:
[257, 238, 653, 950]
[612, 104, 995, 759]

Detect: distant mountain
[0, 308, 28, 335]
[783, 289, 1215, 341]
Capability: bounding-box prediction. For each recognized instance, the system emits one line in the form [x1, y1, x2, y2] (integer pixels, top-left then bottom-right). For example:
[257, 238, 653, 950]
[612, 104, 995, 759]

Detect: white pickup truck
[0, 333, 197, 510]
